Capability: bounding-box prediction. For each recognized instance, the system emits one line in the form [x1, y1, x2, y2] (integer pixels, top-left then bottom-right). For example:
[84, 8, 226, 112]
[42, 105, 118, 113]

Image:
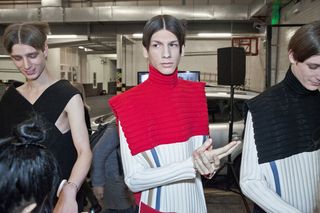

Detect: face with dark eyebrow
[143, 29, 183, 75]
[10, 43, 48, 81]
[289, 52, 320, 91]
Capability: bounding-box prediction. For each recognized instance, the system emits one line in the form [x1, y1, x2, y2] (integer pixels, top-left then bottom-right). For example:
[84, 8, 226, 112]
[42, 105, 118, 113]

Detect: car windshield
[206, 97, 245, 123]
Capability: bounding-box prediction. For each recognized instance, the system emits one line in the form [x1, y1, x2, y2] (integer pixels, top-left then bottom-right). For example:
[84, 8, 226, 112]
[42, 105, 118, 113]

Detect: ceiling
[0, 0, 282, 55]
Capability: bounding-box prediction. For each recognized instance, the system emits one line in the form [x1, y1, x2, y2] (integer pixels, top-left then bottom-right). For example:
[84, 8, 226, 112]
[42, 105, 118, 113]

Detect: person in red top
[109, 14, 240, 213]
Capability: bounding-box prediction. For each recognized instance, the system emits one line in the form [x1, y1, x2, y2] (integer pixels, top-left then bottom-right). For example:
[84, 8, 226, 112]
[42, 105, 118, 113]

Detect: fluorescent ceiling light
[132, 33, 143, 38]
[0, 55, 10, 58]
[197, 33, 232, 38]
[48, 34, 80, 39]
[78, 46, 85, 49]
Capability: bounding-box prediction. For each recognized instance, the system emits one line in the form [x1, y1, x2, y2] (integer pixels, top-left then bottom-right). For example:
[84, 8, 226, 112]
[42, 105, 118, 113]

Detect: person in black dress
[0, 22, 92, 213]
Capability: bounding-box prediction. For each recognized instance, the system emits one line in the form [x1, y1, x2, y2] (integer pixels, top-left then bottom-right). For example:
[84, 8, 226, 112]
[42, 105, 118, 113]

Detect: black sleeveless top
[245, 67, 320, 164]
[0, 80, 80, 179]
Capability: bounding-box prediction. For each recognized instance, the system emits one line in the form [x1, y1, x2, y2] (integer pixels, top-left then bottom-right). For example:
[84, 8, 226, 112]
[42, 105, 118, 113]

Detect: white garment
[240, 112, 320, 213]
[119, 123, 207, 213]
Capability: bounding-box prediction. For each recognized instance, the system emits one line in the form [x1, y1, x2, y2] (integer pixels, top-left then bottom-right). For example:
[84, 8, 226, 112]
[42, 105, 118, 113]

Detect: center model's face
[290, 53, 320, 91]
[144, 29, 183, 75]
[10, 44, 47, 81]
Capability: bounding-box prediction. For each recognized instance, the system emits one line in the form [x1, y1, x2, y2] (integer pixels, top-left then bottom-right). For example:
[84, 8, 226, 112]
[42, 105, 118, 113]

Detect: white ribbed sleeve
[118, 122, 207, 213]
[240, 112, 320, 213]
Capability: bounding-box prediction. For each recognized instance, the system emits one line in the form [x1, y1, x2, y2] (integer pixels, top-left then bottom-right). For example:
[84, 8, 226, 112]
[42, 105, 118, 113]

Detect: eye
[11, 56, 22, 61]
[151, 43, 160, 48]
[307, 64, 320, 70]
[28, 53, 38, 58]
[169, 43, 179, 47]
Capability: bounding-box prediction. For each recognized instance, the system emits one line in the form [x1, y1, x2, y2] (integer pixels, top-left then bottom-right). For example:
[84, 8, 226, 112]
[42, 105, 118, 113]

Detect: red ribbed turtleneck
[109, 65, 209, 155]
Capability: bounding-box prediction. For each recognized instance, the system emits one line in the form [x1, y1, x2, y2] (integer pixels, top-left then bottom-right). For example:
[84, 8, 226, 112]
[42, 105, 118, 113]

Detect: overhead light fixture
[197, 33, 232, 38]
[78, 46, 85, 49]
[132, 33, 143, 38]
[48, 34, 88, 39]
[0, 55, 10, 58]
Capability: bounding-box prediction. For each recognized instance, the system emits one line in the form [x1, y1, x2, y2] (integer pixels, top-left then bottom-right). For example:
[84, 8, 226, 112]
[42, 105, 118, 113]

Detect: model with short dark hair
[240, 20, 320, 213]
[109, 14, 240, 213]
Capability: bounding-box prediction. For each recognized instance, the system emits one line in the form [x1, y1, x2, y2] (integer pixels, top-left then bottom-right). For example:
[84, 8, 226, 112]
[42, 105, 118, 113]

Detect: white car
[91, 86, 259, 176]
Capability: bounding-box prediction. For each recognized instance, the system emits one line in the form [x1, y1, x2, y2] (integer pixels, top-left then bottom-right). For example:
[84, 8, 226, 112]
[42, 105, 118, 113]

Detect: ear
[143, 46, 148, 58]
[181, 45, 185, 56]
[288, 50, 296, 64]
[43, 42, 49, 58]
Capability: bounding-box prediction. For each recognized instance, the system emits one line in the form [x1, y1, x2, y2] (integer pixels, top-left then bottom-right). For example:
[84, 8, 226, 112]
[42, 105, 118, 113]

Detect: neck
[148, 64, 178, 87]
[25, 69, 55, 90]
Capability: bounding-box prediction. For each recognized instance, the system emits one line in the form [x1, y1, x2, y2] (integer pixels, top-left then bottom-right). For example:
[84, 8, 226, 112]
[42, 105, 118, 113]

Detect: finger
[197, 138, 213, 152]
[199, 152, 215, 174]
[212, 154, 220, 168]
[210, 141, 241, 159]
[193, 152, 209, 175]
[216, 141, 241, 159]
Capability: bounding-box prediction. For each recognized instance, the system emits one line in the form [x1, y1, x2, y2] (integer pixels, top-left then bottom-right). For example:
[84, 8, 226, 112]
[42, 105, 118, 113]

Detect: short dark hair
[2, 22, 50, 54]
[0, 114, 60, 213]
[288, 20, 320, 62]
[142, 14, 186, 53]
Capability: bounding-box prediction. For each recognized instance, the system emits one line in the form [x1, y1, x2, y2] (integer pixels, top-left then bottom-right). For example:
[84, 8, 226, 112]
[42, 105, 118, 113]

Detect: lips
[161, 62, 173, 68]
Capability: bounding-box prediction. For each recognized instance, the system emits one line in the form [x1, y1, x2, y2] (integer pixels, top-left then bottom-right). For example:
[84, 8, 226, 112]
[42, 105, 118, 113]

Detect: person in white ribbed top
[109, 14, 240, 213]
[240, 21, 320, 213]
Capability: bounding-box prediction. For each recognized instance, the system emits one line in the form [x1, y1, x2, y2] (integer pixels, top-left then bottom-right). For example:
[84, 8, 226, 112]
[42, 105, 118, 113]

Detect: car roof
[205, 86, 259, 100]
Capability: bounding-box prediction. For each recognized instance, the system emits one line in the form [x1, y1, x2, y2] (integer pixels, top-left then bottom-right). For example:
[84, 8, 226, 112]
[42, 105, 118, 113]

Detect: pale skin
[144, 29, 241, 177]
[10, 43, 92, 213]
[288, 50, 320, 90]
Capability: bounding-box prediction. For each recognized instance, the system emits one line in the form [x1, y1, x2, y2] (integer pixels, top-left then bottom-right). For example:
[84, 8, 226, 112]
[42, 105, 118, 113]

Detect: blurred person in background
[91, 121, 138, 213]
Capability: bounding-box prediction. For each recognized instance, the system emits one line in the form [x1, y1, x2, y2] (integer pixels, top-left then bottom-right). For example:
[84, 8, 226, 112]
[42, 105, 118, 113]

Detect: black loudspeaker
[217, 47, 246, 86]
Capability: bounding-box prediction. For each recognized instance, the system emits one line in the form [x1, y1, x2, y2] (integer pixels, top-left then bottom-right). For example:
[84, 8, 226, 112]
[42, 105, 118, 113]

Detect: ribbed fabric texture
[109, 65, 209, 155]
[245, 67, 320, 164]
[118, 123, 207, 213]
[240, 112, 320, 213]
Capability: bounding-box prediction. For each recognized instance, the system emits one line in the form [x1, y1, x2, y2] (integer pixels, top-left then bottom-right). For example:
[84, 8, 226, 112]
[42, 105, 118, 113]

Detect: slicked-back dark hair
[288, 20, 320, 62]
[0, 114, 60, 213]
[142, 14, 186, 53]
[2, 22, 50, 54]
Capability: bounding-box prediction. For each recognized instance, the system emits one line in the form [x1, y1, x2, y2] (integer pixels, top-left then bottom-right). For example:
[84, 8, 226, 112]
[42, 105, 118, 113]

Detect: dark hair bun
[14, 114, 48, 145]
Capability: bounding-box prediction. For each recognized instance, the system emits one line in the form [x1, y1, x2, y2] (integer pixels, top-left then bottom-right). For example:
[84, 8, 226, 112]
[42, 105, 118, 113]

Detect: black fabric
[245, 67, 320, 164]
[0, 80, 80, 179]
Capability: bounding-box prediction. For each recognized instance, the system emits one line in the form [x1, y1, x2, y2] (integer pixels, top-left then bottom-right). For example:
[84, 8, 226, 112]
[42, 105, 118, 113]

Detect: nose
[22, 57, 31, 69]
[162, 45, 171, 58]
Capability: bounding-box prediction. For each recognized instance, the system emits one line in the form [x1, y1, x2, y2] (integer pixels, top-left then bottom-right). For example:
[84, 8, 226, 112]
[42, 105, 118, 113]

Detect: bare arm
[54, 94, 92, 213]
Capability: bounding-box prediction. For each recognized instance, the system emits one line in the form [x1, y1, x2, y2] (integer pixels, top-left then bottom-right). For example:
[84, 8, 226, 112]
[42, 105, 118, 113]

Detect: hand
[192, 138, 215, 175]
[93, 186, 104, 201]
[53, 183, 78, 213]
[205, 140, 241, 161]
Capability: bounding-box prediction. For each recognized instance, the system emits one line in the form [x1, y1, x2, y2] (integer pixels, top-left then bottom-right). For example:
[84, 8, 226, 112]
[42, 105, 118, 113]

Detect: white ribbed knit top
[240, 112, 320, 213]
[119, 123, 207, 213]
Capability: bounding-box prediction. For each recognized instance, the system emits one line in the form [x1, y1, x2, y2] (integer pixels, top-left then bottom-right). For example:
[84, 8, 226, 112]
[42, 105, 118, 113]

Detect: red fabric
[140, 202, 175, 213]
[109, 65, 209, 155]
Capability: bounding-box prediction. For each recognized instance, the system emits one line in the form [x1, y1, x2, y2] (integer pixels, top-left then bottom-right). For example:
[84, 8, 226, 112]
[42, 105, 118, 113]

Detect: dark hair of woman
[142, 14, 186, 53]
[2, 22, 50, 54]
[288, 20, 320, 62]
[0, 114, 60, 213]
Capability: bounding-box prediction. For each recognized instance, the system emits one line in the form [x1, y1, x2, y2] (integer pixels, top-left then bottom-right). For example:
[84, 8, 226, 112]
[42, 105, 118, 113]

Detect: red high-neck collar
[148, 64, 178, 87]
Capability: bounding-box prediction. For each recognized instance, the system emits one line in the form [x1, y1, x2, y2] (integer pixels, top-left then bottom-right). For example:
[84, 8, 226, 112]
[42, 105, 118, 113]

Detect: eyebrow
[11, 51, 39, 57]
[151, 39, 179, 44]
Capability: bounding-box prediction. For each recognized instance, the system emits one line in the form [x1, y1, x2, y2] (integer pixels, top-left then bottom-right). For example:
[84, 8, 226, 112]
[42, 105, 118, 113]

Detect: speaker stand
[213, 85, 251, 213]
